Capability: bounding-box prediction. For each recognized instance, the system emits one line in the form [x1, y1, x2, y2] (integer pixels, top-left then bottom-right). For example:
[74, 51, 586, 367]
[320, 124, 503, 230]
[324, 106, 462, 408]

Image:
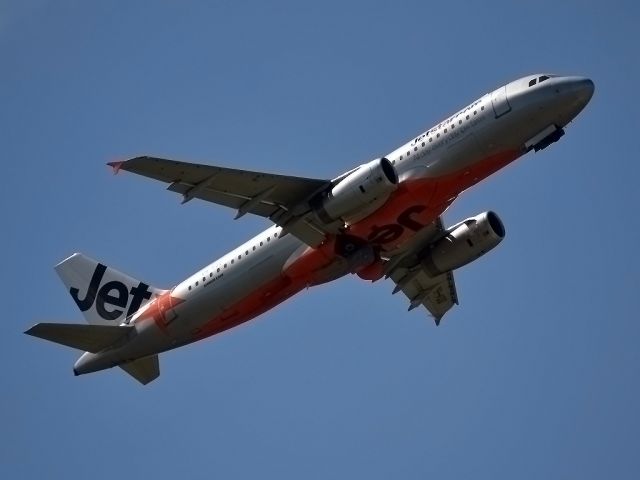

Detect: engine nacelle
[313, 157, 398, 223]
[422, 211, 505, 276]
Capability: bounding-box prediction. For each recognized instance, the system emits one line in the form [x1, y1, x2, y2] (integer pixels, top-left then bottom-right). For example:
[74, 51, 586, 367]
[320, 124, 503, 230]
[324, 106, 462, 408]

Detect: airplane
[25, 73, 594, 385]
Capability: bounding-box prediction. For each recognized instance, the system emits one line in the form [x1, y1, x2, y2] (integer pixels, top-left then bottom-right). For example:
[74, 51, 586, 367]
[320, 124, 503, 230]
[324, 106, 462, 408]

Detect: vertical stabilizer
[55, 253, 166, 325]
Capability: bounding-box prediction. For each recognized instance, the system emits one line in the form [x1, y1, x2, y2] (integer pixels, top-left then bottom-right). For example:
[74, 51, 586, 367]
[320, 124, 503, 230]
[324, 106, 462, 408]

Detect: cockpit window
[528, 78, 537, 87]
[539, 75, 550, 83]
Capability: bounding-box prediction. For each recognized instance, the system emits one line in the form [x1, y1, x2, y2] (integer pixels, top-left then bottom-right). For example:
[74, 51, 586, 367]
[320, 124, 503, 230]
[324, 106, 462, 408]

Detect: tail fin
[55, 253, 166, 325]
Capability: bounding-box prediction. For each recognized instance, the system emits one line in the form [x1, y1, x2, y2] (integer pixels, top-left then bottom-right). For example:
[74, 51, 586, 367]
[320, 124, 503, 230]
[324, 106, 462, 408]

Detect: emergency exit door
[491, 86, 511, 118]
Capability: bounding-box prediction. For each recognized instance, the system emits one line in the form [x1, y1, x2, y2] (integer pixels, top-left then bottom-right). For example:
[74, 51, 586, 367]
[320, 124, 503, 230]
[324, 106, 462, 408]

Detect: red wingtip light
[107, 161, 124, 174]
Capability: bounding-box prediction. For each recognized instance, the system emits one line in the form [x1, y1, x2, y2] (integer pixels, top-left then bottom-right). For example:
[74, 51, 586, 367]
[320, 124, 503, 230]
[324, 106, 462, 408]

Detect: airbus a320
[26, 74, 594, 384]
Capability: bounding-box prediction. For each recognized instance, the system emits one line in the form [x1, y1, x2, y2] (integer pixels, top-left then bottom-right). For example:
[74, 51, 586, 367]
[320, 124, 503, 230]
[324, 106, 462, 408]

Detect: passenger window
[238, 255, 241, 260]
[429, 138, 433, 143]
[437, 133, 440, 138]
[422, 142, 425, 147]
[481, 106, 484, 111]
[466, 115, 469, 120]
[252, 246, 256, 251]
[399, 155, 403, 160]
[260, 241, 263, 246]
[458, 120, 462, 125]
[196, 281, 199, 286]
[414, 146, 417, 151]
[231, 259, 234, 264]
[188, 286, 192, 291]
[444, 128, 447, 133]
[245, 250, 249, 255]
[224, 263, 227, 268]
[217, 267, 220, 272]
[529, 78, 537, 87]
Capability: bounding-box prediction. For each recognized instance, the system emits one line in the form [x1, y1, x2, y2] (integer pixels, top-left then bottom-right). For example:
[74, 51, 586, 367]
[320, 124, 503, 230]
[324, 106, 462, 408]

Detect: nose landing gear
[525, 124, 565, 152]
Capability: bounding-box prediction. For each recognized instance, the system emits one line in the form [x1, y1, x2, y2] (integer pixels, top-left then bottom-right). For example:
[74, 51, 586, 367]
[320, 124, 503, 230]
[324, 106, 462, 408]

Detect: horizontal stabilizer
[25, 323, 134, 353]
[119, 355, 160, 385]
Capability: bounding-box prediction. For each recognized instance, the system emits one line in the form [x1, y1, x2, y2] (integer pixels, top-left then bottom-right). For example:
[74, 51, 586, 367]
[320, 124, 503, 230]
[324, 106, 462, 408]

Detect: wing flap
[391, 269, 458, 324]
[166, 181, 280, 217]
[402, 270, 458, 325]
[385, 216, 458, 324]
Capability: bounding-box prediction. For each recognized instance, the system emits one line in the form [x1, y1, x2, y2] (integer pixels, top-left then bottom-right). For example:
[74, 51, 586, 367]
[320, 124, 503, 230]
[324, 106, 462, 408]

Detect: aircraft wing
[109, 156, 332, 246]
[388, 268, 458, 325]
[384, 217, 459, 325]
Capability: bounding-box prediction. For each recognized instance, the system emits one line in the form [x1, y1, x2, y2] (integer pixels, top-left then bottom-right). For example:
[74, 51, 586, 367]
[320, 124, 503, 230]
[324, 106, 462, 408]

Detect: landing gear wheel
[335, 234, 365, 258]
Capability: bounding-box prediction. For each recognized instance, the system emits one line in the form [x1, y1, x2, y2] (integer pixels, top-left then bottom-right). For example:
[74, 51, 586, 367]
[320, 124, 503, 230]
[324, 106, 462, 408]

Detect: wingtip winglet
[107, 161, 125, 175]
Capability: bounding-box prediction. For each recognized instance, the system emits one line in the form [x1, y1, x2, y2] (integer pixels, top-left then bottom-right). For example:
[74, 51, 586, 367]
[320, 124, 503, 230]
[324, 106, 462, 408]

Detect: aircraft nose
[566, 76, 595, 106]
[575, 77, 595, 104]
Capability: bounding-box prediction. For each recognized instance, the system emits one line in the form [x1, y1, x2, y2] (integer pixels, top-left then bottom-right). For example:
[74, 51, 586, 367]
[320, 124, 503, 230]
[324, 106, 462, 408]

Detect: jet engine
[312, 157, 398, 223]
[422, 211, 505, 276]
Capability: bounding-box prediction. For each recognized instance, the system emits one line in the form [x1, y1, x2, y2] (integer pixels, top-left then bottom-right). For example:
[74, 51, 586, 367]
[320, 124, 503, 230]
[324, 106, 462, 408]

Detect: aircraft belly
[77, 321, 173, 373]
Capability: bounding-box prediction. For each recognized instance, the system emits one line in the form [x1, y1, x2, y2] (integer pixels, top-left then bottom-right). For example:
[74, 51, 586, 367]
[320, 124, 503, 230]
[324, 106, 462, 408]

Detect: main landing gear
[334, 235, 377, 273]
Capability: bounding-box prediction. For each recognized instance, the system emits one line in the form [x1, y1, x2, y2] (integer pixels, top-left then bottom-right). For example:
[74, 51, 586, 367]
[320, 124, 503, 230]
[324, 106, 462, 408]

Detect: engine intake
[313, 157, 398, 223]
[422, 211, 505, 276]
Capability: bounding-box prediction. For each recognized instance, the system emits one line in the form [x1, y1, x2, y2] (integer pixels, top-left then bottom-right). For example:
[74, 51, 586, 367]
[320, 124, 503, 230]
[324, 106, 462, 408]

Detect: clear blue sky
[2, 1, 639, 478]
